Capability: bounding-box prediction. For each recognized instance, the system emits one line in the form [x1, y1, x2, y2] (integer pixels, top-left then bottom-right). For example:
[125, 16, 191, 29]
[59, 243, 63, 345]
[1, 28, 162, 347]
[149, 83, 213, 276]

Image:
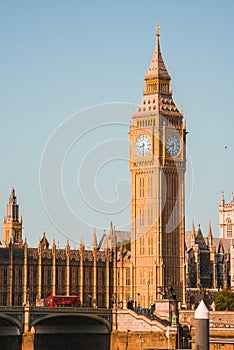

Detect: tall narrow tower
[129, 26, 186, 304]
[2, 187, 23, 247]
[219, 192, 234, 239]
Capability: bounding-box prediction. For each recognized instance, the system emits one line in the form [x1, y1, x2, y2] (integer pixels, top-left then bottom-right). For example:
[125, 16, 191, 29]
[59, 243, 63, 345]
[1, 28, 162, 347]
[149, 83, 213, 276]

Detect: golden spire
[144, 22, 171, 95]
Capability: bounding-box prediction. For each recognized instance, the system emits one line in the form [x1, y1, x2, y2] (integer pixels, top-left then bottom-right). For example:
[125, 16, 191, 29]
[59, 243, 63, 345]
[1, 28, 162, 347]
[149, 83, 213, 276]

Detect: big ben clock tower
[129, 25, 186, 305]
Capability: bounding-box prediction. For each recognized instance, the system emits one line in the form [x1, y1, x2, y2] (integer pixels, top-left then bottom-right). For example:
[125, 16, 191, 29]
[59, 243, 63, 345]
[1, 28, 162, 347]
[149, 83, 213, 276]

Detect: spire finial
[155, 20, 160, 36]
[180, 103, 184, 115]
[192, 219, 195, 232]
[208, 221, 212, 237]
[221, 191, 225, 204]
[92, 228, 97, 248]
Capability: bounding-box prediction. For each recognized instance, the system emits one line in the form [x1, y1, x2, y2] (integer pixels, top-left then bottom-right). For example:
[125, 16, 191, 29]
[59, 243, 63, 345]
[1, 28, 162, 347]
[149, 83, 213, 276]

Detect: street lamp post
[147, 280, 150, 309]
[137, 292, 140, 309]
[126, 330, 130, 350]
[140, 332, 143, 350]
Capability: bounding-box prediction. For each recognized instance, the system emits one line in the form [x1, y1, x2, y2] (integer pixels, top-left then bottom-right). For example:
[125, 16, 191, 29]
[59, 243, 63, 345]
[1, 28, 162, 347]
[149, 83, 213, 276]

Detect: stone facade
[219, 192, 234, 239]
[0, 191, 114, 308]
[0, 240, 114, 307]
[185, 220, 234, 306]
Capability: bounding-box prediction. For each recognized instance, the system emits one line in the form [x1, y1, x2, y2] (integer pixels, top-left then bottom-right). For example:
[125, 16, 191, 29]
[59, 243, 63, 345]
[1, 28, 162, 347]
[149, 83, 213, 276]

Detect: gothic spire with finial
[132, 22, 183, 119]
[208, 222, 213, 247]
[220, 191, 225, 206]
[9, 186, 17, 204]
[144, 21, 171, 83]
[191, 219, 195, 246]
[92, 228, 97, 249]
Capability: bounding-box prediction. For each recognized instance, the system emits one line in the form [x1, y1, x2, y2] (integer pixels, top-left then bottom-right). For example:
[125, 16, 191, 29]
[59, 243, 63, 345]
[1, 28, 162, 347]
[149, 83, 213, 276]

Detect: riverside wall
[110, 309, 234, 350]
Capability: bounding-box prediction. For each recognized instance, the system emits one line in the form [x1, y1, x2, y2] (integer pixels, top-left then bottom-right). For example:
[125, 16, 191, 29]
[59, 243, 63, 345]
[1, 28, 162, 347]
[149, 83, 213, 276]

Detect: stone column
[8, 242, 13, 306]
[92, 229, 98, 306]
[105, 249, 110, 308]
[22, 305, 34, 350]
[22, 332, 34, 350]
[37, 243, 42, 302]
[66, 241, 70, 295]
[23, 240, 28, 305]
[52, 241, 56, 296]
[112, 228, 117, 308]
[92, 247, 97, 307]
[119, 246, 123, 306]
[79, 241, 84, 305]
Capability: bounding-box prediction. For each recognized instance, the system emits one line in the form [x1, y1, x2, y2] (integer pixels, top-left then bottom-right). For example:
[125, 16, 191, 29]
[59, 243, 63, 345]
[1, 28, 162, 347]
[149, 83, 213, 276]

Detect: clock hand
[169, 143, 175, 150]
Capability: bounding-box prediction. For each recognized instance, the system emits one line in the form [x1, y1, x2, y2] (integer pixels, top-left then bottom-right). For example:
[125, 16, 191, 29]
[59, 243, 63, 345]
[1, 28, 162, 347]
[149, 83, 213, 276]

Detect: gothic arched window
[226, 218, 232, 238]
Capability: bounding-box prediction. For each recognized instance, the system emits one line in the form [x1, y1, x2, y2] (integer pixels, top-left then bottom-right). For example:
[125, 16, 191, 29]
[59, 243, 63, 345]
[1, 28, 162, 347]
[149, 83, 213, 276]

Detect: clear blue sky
[1, 0, 234, 247]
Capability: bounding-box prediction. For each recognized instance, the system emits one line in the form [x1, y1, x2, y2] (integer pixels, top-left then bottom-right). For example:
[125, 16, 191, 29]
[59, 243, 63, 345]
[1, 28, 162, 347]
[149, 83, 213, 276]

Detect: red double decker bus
[45, 295, 81, 308]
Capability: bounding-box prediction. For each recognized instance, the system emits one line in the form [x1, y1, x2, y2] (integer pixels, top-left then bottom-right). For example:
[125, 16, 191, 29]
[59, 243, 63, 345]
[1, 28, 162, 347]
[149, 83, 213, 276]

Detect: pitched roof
[40, 232, 49, 249]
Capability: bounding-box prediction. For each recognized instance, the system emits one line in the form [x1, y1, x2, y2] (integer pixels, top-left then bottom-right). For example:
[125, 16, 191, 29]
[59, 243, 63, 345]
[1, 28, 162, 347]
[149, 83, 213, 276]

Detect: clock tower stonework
[129, 26, 186, 305]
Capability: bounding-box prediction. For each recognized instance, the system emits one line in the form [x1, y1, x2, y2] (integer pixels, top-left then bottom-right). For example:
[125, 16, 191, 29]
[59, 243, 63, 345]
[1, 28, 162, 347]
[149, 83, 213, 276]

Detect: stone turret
[2, 187, 23, 247]
[219, 191, 234, 239]
[40, 231, 49, 249]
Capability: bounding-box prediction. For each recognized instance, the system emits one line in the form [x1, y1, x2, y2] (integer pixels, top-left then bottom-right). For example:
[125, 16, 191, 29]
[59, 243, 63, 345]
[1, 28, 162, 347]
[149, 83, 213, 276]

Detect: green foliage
[213, 289, 234, 311]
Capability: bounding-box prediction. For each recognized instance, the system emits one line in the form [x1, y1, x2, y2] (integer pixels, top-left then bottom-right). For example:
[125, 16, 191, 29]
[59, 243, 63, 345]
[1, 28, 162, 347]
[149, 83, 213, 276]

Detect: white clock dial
[135, 134, 151, 156]
[166, 134, 180, 157]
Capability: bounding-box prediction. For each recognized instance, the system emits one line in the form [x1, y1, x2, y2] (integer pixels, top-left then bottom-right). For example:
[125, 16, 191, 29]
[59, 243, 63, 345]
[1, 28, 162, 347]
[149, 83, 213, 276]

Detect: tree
[213, 289, 234, 311]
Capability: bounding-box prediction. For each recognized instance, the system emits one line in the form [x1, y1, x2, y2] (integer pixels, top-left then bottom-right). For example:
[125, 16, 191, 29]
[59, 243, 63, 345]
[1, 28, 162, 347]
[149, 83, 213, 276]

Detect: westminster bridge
[1, 305, 234, 350]
[0, 305, 112, 350]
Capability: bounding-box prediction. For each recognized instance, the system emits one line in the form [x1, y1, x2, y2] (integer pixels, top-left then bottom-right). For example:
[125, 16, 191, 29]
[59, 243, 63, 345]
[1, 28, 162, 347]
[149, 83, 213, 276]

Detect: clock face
[135, 134, 151, 156]
[166, 134, 180, 157]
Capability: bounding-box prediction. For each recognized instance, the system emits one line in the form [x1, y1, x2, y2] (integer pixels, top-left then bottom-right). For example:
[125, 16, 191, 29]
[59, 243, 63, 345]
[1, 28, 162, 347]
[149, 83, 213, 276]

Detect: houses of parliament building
[1, 27, 234, 309]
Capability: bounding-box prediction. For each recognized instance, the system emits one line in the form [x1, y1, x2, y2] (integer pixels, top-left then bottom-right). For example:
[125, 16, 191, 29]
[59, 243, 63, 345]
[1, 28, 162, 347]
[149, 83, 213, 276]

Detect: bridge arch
[0, 312, 23, 335]
[31, 312, 111, 332]
[0, 313, 22, 350]
[32, 313, 111, 350]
